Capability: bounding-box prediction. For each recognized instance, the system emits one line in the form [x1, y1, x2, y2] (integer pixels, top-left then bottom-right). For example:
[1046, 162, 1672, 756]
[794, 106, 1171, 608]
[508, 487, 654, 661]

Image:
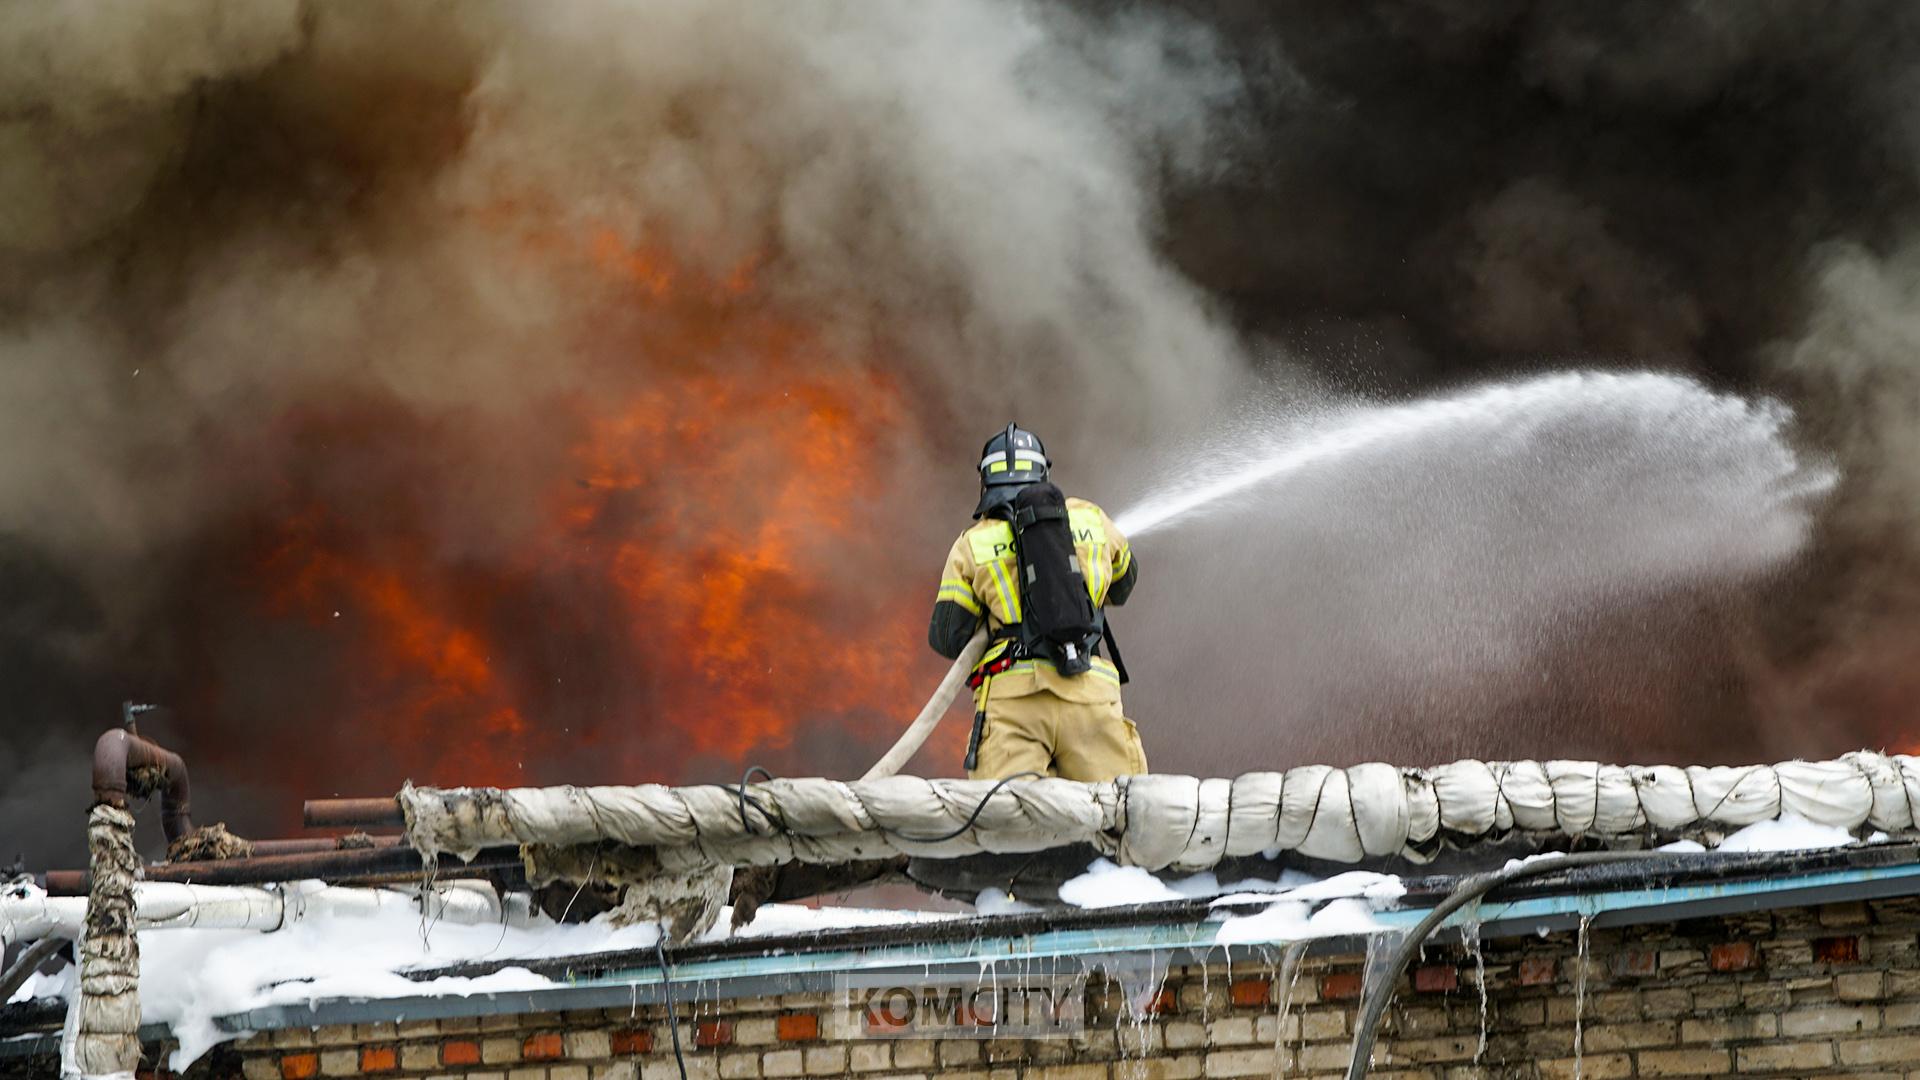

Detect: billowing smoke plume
[1119, 1, 1920, 773]
[0, 1, 1242, 865]
[6, 1, 1920, 868]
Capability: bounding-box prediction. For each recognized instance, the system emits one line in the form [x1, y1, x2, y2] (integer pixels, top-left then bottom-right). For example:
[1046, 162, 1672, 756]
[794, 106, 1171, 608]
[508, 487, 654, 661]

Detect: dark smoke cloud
[0, 1, 1242, 866]
[5, 0, 1920, 868]
[1122, 0, 1920, 772]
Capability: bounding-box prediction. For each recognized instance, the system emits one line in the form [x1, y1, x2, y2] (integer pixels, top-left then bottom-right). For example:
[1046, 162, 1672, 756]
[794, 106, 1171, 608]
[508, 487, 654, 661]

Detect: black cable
[732, 765, 776, 836]
[1344, 850, 1667, 1080]
[655, 935, 690, 1080]
[892, 772, 1043, 843]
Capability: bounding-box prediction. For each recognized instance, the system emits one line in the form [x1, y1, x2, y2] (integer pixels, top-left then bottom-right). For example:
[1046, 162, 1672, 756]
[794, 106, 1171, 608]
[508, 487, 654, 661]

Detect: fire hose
[1344, 851, 1665, 1080]
[859, 628, 987, 780]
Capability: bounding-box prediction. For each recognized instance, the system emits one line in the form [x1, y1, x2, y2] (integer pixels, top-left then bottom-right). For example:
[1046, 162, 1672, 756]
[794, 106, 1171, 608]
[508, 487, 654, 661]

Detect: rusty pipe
[248, 835, 406, 856]
[91, 728, 193, 844]
[304, 797, 406, 830]
[39, 844, 524, 894]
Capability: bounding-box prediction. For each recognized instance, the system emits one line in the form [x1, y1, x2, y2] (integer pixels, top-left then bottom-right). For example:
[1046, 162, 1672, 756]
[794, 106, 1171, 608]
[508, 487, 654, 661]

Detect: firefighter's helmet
[975, 423, 1049, 518]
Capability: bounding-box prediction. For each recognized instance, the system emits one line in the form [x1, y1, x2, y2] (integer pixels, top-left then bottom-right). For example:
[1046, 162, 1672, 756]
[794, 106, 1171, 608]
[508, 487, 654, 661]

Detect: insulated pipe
[304, 797, 406, 830]
[862, 628, 988, 781]
[91, 728, 193, 844]
[39, 844, 523, 893]
[2, 879, 538, 946]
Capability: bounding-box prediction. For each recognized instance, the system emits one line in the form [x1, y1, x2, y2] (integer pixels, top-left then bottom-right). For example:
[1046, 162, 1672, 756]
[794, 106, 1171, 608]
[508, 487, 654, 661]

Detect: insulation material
[70, 804, 139, 1079]
[398, 754, 1920, 874]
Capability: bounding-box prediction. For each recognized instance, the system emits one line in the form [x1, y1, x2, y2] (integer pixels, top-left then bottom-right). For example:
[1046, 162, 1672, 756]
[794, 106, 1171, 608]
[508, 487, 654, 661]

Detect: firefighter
[927, 424, 1146, 782]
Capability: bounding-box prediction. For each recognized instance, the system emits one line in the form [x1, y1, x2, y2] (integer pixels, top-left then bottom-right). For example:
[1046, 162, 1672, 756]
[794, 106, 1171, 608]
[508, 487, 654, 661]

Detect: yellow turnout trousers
[967, 689, 1147, 782]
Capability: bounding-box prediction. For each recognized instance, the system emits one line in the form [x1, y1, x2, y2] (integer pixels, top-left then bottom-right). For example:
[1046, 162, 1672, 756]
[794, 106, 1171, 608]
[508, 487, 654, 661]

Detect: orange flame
[227, 215, 939, 797]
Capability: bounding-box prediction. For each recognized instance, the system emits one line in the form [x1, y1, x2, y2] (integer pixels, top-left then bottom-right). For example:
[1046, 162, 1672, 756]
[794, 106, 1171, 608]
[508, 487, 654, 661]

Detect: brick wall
[25, 894, 1920, 1079]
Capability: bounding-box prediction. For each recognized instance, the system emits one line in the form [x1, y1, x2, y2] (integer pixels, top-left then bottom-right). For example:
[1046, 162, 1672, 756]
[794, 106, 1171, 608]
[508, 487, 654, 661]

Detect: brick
[1202, 1048, 1276, 1077]
[1740, 983, 1790, 1009]
[721, 1052, 761, 1079]
[1205, 1017, 1255, 1046]
[1536, 1057, 1631, 1080]
[1611, 949, 1657, 978]
[1031, 1066, 1106, 1080]
[314, 1026, 359, 1046]
[525, 1032, 566, 1060]
[243, 1058, 281, 1080]
[763, 1050, 805, 1078]
[1815, 935, 1865, 963]
[1691, 984, 1739, 1009]
[1734, 1041, 1837, 1071]
[734, 1019, 779, 1046]
[848, 1044, 889, 1073]
[1679, 1014, 1777, 1043]
[696, 1021, 734, 1049]
[1114, 1058, 1203, 1080]
[1838, 1034, 1920, 1065]
[280, 1054, 320, 1080]
[804, 1046, 847, 1076]
[1710, 942, 1758, 972]
[399, 1043, 438, 1070]
[1641, 989, 1691, 1018]
[1413, 966, 1457, 993]
[359, 1046, 397, 1073]
[862, 1007, 912, 1037]
[1380, 1035, 1477, 1063]
[1636, 1048, 1731, 1076]
[610, 1029, 654, 1056]
[1582, 1021, 1677, 1051]
[273, 1028, 317, 1049]
[1516, 957, 1557, 986]
[1227, 978, 1270, 1008]
[1820, 901, 1873, 927]
[398, 1019, 440, 1038]
[1320, 973, 1364, 1001]
[1253, 1013, 1298, 1044]
[1838, 971, 1889, 1001]
[444, 1040, 484, 1066]
[938, 1040, 981, 1066]
[553, 1068, 592, 1080]
[318, 1049, 358, 1077]
[1294, 1042, 1352, 1072]
[1164, 1021, 1206, 1049]
[484, 1036, 523, 1064]
[776, 1014, 819, 1042]
[890, 1042, 936, 1069]
[357, 1021, 399, 1042]
[1781, 1004, 1880, 1036]
[1886, 1001, 1920, 1028]
[565, 1031, 612, 1060]
[1144, 987, 1177, 1016]
[1658, 949, 1704, 971]
[1300, 1010, 1347, 1041]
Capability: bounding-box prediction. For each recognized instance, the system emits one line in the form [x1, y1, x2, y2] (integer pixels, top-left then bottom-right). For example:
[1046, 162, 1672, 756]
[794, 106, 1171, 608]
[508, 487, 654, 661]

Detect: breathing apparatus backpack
[1006, 482, 1101, 676]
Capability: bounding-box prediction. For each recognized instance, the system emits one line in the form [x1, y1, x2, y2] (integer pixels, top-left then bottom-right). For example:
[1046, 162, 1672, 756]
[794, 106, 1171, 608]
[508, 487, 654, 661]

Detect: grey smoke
[5, 0, 1920, 870]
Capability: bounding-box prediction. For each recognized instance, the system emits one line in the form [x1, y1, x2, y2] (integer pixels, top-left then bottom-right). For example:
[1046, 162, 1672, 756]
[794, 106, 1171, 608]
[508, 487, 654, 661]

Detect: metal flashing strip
[206, 856, 1920, 1039]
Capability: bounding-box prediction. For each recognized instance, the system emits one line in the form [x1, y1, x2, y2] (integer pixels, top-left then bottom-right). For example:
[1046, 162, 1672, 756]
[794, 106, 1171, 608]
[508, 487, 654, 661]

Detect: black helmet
[975, 423, 1049, 518]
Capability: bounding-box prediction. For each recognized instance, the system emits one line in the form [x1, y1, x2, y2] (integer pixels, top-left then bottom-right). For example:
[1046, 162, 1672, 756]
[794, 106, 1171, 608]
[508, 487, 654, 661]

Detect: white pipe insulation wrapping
[2, 879, 536, 946]
[398, 752, 1920, 872]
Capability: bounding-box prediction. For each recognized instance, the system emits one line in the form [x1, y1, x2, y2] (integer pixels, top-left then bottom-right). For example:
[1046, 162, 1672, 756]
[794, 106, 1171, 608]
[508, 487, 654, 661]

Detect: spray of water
[1113, 371, 1839, 768]
[1116, 371, 1833, 549]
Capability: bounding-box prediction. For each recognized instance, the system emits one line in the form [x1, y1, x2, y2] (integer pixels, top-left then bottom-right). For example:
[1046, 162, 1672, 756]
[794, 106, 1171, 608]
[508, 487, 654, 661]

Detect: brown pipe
[91, 729, 193, 844]
[39, 845, 523, 895]
[303, 797, 407, 830]
[249, 835, 406, 856]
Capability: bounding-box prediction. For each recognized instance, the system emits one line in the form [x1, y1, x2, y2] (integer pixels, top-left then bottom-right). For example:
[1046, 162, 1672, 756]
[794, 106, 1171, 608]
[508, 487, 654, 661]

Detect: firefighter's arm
[1103, 508, 1139, 606]
[928, 535, 984, 659]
